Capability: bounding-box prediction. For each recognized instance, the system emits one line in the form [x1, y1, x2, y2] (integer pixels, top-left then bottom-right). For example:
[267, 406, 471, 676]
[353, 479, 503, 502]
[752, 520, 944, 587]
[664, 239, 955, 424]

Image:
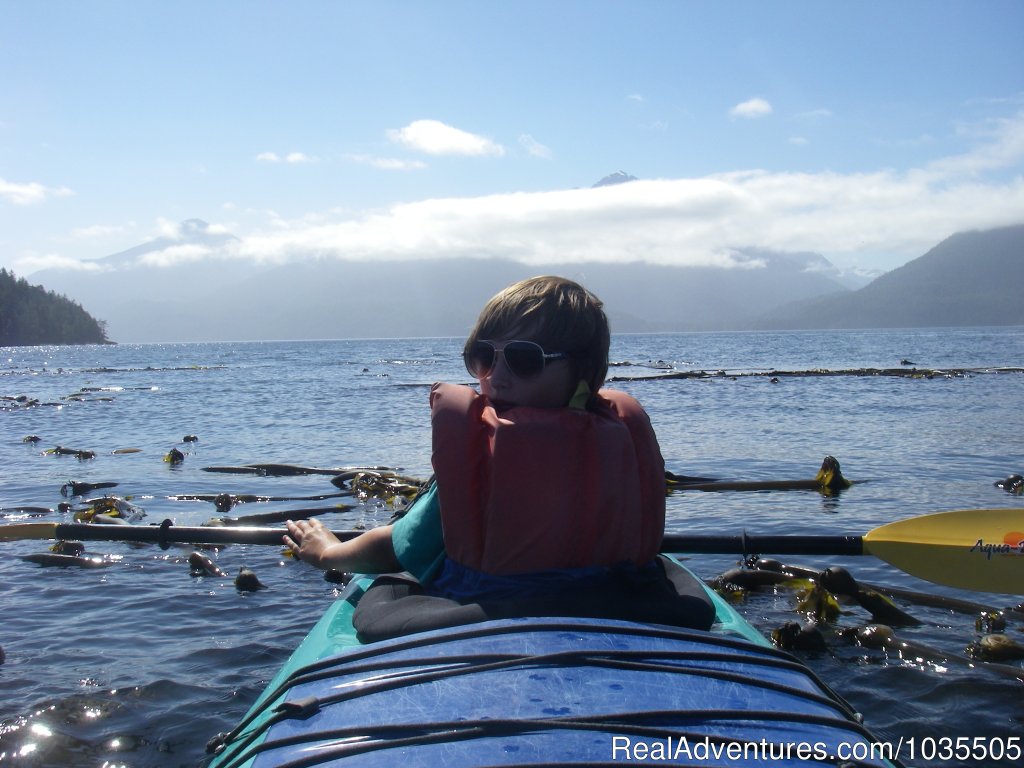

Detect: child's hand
[284, 518, 339, 569]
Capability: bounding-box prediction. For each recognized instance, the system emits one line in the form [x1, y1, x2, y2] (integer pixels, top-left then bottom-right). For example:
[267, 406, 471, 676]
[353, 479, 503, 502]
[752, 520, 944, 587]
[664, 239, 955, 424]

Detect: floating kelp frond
[73, 496, 146, 523]
[609, 366, 1024, 383]
[61, 480, 119, 497]
[966, 633, 1024, 662]
[837, 624, 1024, 680]
[189, 552, 226, 578]
[348, 472, 426, 502]
[235, 566, 266, 592]
[814, 455, 851, 493]
[819, 566, 921, 626]
[164, 448, 185, 464]
[796, 583, 841, 623]
[201, 463, 397, 476]
[667, 455, 852, 496]
[772, 620, 828, 652]
[43, 446, 96, 460]
[204, 505, 349, 527]
[50, 540, 85, 556]
[0, 507, 54, 519]
[752, 557, 1001, 617]
[22, 553, 115, 568]
[976, 611, 1007, 633]
[995, 474, 1023, 495]
[79, 365, 225, 373]
[709, 567, 803, 592]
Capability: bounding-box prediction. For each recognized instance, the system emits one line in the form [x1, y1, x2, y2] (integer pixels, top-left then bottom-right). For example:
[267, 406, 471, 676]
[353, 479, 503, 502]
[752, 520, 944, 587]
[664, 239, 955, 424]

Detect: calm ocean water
[1, 328, 1022, 767]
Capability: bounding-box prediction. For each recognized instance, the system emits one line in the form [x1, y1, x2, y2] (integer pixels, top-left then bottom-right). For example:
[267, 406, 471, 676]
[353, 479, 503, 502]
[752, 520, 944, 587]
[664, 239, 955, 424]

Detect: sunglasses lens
[502, 341, 545, 377]
[465, 341, 496, 376]
[465, 340, 555, 378]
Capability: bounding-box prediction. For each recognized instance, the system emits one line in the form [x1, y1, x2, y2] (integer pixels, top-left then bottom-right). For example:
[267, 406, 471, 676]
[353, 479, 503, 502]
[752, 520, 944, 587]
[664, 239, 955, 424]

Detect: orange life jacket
[430, 383, 665, 576]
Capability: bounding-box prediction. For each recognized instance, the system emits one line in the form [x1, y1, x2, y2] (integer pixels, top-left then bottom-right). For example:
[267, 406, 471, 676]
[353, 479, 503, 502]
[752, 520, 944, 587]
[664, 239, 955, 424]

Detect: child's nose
[485, 351, 514, 385]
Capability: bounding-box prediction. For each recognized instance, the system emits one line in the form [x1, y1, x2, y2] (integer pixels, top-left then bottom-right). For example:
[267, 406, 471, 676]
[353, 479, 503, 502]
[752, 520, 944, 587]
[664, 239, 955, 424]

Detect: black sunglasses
[464, 340, 570, 379]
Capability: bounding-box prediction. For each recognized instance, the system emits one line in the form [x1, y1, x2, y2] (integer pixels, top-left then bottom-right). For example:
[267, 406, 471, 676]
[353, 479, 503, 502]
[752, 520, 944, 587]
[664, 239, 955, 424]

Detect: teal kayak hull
[207, 561, 899, 767]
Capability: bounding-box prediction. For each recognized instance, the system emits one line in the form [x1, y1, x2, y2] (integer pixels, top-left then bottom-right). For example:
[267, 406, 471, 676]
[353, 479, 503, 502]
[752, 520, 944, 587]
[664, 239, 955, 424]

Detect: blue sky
[2, 0, 1022, 281]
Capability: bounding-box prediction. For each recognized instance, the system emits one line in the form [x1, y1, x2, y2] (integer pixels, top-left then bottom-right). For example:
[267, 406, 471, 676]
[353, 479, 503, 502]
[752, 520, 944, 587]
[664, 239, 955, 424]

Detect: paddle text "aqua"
[970, 539, 1024, 559]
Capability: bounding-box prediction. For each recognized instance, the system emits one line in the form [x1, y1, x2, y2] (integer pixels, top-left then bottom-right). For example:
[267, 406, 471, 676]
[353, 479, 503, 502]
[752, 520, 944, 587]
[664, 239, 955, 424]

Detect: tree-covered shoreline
[0, 269, 112, 346]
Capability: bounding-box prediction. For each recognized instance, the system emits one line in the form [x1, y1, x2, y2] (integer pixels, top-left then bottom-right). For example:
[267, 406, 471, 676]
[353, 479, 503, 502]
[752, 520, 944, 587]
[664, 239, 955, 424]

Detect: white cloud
[730, 98, 773, 119]
[0, 177, 74, 205]
[386, 119, 505, 156]
[139, 244, 216, 268]
[149, 218, 230, 241]
[155, 218, 184, 238]
[12, 252, 108, 273]
[928, 112, 1024, 175]
[205, 222, 232, 236]
[346, 154, 428, 170]
[518, 134, 552, 159]
[627, 93, 645, 103]
[137, 112, 1024, 275]
[257, 151, 319, 164]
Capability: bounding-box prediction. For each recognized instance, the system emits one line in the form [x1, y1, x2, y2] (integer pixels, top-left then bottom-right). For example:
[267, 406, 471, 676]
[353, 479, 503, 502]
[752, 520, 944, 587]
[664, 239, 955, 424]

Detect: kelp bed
[609, 365, 1024, 382]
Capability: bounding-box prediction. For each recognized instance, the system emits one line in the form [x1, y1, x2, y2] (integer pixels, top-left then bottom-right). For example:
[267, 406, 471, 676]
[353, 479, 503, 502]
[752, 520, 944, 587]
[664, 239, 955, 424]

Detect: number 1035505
[900, 736, 1021, 762]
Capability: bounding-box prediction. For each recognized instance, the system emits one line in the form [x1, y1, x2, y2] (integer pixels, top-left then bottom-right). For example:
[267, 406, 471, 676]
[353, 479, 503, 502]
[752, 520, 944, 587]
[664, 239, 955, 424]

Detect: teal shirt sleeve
[390, 482, 446, 584]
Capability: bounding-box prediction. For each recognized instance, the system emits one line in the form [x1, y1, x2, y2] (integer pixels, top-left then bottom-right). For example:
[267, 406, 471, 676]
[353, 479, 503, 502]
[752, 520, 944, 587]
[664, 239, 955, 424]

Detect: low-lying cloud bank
[17, 112, 1024, 277]
[212, 111, 1024, 273]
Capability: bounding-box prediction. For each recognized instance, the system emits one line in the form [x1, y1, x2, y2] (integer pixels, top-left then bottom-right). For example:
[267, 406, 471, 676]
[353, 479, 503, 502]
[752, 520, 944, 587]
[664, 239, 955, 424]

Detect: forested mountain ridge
[752, 224, 1024, 329]
[0, 269, 111, 346]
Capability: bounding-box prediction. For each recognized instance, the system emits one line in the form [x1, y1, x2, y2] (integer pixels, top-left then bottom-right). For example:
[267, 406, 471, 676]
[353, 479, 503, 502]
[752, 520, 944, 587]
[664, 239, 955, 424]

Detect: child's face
[476, 336, 576, 410]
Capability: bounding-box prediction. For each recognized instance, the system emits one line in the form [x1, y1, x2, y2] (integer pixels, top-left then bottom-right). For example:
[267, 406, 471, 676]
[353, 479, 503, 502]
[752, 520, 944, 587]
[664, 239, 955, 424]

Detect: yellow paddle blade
[864, 508, 1024, 595]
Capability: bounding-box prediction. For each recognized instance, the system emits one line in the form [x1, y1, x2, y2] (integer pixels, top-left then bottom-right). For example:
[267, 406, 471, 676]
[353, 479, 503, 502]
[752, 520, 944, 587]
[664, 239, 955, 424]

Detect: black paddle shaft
[51, 521, 325, 547]
[664, 533, 865, 556]
[51, 521, 865, 556]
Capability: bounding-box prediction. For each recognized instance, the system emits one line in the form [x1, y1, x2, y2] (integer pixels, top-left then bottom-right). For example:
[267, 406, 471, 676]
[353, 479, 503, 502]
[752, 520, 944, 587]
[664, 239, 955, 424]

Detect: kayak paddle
[1, 508, 1021, 594]
[674, 508, 1023, 595]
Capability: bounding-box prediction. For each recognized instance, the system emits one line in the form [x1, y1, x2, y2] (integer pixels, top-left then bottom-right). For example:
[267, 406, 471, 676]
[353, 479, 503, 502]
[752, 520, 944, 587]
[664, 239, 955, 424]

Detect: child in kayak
[285, 276, 713, 635]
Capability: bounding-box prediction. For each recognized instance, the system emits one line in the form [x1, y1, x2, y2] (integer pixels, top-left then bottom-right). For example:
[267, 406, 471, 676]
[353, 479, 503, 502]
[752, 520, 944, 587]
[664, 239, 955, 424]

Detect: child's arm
[284, 519, 401, 574]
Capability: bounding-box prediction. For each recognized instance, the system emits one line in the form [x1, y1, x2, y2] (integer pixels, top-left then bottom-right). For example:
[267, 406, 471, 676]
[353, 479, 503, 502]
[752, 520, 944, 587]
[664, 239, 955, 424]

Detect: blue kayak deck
[208, 575, 899, 768]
